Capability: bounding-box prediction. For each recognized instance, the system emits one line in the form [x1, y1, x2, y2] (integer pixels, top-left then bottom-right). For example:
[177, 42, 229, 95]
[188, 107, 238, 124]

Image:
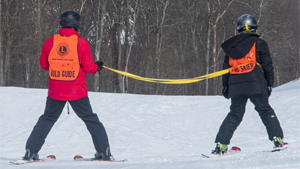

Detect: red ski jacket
[39, 28, 98, 101]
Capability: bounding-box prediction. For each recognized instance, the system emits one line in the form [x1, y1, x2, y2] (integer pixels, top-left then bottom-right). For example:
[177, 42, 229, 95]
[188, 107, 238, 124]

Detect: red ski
[10, 155, 56, 165]
[201, 146, 241, 158]
[266, 142, 288, 152]
[74, 155, 127, 162]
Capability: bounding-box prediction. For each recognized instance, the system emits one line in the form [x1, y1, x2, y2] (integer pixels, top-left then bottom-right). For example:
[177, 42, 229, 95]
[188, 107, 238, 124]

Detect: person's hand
[222, 86, 229, 99]
[95, 61, 104, 71]
[267, 86, 272, 97]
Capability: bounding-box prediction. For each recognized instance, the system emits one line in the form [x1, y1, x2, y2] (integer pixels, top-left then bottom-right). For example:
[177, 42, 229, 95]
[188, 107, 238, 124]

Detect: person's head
[237, 14, 257, 34]
[60, 11, 81, 31]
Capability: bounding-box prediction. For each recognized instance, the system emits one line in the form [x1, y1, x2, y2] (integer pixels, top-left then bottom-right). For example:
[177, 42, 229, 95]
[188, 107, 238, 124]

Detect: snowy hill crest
[0, 79, 299, 169]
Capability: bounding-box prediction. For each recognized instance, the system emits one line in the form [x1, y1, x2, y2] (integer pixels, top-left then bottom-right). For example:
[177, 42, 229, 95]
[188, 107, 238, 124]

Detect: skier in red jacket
[23, 11, 112, 161]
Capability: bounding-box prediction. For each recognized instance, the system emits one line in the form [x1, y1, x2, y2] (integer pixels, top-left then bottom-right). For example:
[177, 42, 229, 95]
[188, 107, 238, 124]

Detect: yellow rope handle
[103, 63, 260, 84]
[103, 66, 230, 84]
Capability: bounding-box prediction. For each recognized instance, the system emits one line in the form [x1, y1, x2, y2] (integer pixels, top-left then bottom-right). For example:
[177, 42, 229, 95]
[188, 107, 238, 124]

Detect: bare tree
[0, 0, 298, 95]
[94, 0, 107, 92]
[0, 0, 3, 86]
[299, 0, 300, 78]
[154, 0, 169, 94]
[3, 0, 20, 86]
[123, 0, 139, 93]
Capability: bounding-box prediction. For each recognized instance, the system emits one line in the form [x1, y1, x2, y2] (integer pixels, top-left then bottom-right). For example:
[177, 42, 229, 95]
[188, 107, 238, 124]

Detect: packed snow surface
[0, 79, 299, 169]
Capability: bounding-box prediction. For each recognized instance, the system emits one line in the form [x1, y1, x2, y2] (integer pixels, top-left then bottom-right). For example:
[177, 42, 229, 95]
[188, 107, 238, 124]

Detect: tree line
[0, 0, 299, 95]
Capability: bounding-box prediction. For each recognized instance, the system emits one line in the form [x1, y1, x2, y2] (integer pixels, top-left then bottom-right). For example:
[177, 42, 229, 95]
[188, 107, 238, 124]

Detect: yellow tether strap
[103, 63, 260, 84]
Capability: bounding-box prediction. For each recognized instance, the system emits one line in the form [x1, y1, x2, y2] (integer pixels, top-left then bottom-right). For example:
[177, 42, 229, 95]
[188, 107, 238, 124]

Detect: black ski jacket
[221, 33, 274, 98]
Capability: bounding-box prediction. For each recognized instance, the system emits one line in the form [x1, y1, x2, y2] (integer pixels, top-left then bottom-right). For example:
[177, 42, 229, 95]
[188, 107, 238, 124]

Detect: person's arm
[222, 55, 230, 87]
[257, 39, 274, 87]
[39, 37, 53, 71]
[79, 39, 98, 73]
[221, 55, 230, 99]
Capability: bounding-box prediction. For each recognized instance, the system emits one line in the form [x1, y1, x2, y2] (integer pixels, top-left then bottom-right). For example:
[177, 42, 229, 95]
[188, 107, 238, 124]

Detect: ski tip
[74, 155, 83, 160]
[47, 155, 56, 160]
[230, 146, 241, 151]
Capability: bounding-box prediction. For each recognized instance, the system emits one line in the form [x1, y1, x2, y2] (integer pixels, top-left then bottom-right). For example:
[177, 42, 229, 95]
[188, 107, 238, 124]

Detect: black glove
[267, 86, 272, 97]
[222, 86, 229, 99]
[95, 61, 104, 71]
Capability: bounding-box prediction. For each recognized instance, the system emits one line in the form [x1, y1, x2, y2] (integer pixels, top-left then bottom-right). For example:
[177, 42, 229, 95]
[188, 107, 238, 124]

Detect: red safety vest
[229, 42, 256, 74]
[48, 34, 80, 81]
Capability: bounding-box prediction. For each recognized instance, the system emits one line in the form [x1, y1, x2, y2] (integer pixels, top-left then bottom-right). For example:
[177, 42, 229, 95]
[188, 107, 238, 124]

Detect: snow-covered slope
[0, 79, 299, 169]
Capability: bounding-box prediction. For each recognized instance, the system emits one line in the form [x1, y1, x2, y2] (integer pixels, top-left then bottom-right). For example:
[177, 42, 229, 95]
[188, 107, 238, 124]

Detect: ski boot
[273, 136, 288, 149]
[211, 142, 228, 155]
[94, 147, 113, 160]
[22, 149, 39, 161]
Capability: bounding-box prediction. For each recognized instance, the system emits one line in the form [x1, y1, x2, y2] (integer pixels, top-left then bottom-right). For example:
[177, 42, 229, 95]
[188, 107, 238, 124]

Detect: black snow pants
[215, 94, 283, 145]
[25, 96, 110, 154]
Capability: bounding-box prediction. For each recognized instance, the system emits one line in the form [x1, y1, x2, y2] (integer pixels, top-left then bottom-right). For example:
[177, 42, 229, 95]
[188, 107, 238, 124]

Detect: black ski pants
[25, 96, 110, 154]
[215, 94, 283, 145]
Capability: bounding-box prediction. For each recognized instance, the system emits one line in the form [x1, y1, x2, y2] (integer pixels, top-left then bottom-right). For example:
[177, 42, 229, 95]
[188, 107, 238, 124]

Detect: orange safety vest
[229, 42, 256, 74]
[48, 34, 80, 81]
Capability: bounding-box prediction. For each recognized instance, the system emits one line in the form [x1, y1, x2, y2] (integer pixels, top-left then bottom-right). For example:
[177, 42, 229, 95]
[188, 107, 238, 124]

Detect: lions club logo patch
[56, 42, 70, 57]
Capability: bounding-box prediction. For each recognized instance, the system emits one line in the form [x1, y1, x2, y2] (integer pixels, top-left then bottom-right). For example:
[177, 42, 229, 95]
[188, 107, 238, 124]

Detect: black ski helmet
[237, 14, 257, 33]
[60, 11, 81, 31]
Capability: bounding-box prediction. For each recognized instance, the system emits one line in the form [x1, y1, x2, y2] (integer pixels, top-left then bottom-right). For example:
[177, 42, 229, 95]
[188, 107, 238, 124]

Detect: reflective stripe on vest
[229, 42, 256, 74]
[48, 34, 80, 81]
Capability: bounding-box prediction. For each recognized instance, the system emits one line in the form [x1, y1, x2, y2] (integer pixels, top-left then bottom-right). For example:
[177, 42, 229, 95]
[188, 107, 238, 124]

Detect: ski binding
[201, 146, 241, 158]
[10, 155, 56, 165]
[74, 155, 127, 162]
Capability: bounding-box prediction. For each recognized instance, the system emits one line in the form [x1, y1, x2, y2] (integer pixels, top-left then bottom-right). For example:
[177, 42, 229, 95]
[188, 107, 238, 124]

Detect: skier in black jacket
[212, 14, 286, 155]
